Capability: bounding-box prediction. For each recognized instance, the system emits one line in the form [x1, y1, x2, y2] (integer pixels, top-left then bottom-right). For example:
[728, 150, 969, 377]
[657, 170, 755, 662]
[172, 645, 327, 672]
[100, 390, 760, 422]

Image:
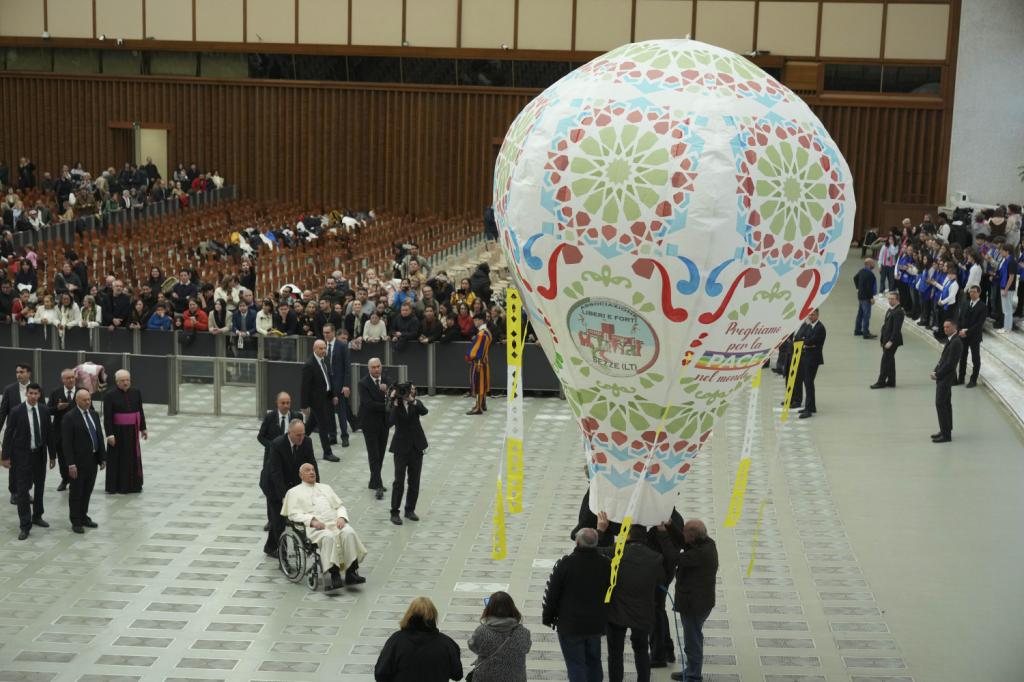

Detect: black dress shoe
[863, 333, 877, 340]
[323, 453, 340, 462]
[869, 383, 885, 389]
[798, 411, 812, 419]
[404, 511, 420, 522]
[32, 517, 50, 528]
[965, 381, 978, 388]
[932, 435, 952, 443]
[57, 480, 68, 492]
[466, 409, 483, 416]
[83, 520, 98, 528]
[375, 488, 384, 500]
[390, 513, 403, 526]
[18, 530, 29, 541]
[345, 569, 367, 585]
[341, 437, 350, 447]
[670, 673, 685, 681]
[931, 432, 943, 439]
[72, 526, 85, 534]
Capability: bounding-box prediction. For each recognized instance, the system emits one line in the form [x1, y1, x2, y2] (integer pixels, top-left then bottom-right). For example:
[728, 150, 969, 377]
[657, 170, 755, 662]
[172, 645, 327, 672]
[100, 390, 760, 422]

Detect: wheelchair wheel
[306, 566, 320, 591]
[278, 531, 306, 583]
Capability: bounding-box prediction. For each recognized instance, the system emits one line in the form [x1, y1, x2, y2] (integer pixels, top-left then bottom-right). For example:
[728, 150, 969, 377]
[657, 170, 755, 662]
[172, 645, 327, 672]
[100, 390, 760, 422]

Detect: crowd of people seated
[0, 226, 525, 351]
[0, 155, 225, 233]
[869, 205, 1022, 336]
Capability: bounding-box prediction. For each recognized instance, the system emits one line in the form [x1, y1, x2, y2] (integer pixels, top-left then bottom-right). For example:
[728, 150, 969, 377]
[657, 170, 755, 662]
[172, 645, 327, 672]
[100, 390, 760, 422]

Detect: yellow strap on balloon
[604, 515, 632, 603]
[780, 341, 804, 423]
[605, 402, 673, 603]
[505, 288, 524, 513]
[724, 368, 762, 528]
[491, 475, 507, 560]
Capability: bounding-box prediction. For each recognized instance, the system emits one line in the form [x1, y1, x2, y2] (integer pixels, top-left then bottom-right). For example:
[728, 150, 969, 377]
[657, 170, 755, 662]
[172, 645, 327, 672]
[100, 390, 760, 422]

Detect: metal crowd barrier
[0, 322, 560, 419]
[9, 185, 238, 249]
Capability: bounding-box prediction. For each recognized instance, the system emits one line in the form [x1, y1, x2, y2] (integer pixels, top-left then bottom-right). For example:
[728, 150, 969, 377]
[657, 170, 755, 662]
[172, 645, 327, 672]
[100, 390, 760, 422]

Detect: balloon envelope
[495, 40, 854, 526]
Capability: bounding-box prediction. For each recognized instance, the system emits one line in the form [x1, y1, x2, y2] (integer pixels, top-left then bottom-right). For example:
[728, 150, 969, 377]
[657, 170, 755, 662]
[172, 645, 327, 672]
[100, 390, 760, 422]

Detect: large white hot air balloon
[495, 40, 855, 526]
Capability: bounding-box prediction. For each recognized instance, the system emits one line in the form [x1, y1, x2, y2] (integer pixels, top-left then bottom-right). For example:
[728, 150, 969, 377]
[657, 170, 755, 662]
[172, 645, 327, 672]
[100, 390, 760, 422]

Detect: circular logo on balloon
[568, 298, 659, 377]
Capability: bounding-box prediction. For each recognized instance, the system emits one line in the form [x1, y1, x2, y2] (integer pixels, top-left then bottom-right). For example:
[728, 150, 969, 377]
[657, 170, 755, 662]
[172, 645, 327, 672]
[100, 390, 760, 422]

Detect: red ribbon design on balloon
[698, 268, 761, 324]
[632, 259, 688, 322]
[537, 243, 583, 299]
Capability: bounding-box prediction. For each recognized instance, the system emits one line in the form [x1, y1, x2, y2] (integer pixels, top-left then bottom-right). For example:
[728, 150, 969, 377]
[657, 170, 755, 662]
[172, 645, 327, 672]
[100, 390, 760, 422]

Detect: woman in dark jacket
[15, 258, 37, 294]
[467, 592, 531, 682]
[375, 597, 462, 682]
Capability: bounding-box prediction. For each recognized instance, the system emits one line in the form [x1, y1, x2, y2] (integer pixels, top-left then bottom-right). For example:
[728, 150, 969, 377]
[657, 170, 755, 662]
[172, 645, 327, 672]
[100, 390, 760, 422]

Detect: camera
[391, 382, 414, 401]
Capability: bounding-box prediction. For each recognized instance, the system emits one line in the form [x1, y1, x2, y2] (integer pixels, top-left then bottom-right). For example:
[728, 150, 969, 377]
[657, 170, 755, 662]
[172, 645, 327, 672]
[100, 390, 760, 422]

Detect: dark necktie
[325, 345, 333, 373]
[320, 358, 330, 389]
[67, 389, 73, 402]
[280, 414, 286, 433]
[30, 406, 41, 450]
[84, 411, 99, 451]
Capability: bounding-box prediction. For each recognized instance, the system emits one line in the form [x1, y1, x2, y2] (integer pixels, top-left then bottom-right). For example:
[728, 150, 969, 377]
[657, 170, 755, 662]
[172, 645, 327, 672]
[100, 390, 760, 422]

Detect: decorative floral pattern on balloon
[543, 101, 704, 258]
[567, 377, 738, 492]
[495, 94, 551, 215]
[729, 114, 849, 274]
[572, 42, 796, 108]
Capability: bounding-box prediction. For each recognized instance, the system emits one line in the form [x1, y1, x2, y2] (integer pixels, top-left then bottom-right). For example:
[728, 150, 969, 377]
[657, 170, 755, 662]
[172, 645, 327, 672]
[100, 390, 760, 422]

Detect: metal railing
[0, 323, 561, 419]
[9, 185, 238, 249]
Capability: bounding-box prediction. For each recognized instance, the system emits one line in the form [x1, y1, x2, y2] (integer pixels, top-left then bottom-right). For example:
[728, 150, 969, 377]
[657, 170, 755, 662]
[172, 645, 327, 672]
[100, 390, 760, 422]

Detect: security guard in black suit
[257, 391, 303, 550]
[1, 383, 56, 540]
[797, 309, 826, 418]
[263, 419, 319, 557]
[871, 291, 905, 389]
[957, 285, 987, 388]
[61, 389, 105, 533]
[931, 319, 962, 443]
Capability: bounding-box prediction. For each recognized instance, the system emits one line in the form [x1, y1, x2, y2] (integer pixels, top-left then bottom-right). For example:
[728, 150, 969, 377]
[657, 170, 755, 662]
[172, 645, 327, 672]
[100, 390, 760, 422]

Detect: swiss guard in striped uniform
[466, 313, 492, 415]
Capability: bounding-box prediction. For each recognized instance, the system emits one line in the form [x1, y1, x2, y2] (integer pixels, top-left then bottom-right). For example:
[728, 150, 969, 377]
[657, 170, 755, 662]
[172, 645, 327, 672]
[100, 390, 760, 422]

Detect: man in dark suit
[48, 368, 79, 491]
[957, 285, 987, 388]
[61, 388, 105, 533]
[258, 391, 303, 547]
[358, 358, 391, 500]
[797, 309, 826, 418]
[931, 319, 962, 443]
[0, 363, 33, 504]
[670, 520, 719, 682]
[871, 291, 905, 389]
[264, 420, 320, 556]
[301, 339, 339, 462]
[322, 324, 352, 448]
[1, 383, 56, 540]
[388, 384, 428, 525]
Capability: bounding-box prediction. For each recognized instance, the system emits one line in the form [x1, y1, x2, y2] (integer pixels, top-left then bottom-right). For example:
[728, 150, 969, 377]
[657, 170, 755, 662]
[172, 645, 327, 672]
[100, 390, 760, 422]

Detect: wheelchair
[278, 520, 324, 591]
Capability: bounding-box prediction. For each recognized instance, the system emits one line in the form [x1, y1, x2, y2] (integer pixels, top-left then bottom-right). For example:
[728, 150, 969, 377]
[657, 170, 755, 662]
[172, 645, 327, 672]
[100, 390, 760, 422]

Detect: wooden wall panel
[0, 73, 947, 238]
[0, 73, 530, 218]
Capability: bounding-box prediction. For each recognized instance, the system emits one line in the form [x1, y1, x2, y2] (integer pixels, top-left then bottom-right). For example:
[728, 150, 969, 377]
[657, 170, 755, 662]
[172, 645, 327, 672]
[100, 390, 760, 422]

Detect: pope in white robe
[281, 464, 368, 577]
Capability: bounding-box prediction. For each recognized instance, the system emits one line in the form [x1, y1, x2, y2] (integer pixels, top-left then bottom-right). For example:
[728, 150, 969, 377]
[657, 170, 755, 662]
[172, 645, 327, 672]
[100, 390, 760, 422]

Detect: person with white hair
[281, 462, 368, 590]
[103, 370, 148, 494]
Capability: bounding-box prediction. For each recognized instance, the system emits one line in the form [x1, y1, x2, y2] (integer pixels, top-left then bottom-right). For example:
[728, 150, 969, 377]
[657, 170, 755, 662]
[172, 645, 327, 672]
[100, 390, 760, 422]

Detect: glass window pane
[823, 63, 882, 92]
[882, 65, 941, 94]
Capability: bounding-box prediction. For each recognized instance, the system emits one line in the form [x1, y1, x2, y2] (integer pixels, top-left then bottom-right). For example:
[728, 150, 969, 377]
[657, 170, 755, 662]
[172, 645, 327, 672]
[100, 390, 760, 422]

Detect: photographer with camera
[387, 381, 428, 526]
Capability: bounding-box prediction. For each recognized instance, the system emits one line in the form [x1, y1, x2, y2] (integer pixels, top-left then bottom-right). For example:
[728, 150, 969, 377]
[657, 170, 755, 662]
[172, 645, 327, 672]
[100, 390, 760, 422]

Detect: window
[882, 66, 941, 94]
[824, 64, 882, 92]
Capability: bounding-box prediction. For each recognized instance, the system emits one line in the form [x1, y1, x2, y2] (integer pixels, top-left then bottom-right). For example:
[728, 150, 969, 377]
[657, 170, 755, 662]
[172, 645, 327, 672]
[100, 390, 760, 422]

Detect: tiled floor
[1, 288, 1022, 681]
